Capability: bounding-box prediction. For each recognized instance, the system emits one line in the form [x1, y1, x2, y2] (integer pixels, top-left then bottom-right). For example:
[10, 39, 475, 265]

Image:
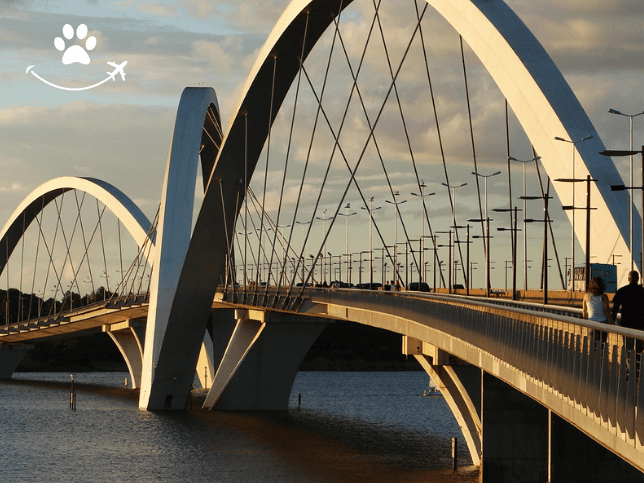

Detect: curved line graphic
[27, 66, 115, 91]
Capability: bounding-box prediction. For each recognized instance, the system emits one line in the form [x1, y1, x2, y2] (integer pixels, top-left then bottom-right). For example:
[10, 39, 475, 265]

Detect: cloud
[0, 101, 176, 223]
[0, 182, 27, 193]
[0, 0, 640, 288]
[144, 36, 163, 46]
[138, 1, 180, 18]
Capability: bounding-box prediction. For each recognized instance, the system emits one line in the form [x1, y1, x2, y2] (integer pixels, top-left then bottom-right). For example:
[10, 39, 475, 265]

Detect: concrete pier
[481, 373, 549, 483]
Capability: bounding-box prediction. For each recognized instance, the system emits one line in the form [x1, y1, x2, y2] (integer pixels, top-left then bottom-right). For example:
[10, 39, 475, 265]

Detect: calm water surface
[1, 372, 478, 482]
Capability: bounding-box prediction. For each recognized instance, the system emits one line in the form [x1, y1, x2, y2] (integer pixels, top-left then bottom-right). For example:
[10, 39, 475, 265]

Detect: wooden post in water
[69, 374, 76, 410]
[452, 437, 458, 470]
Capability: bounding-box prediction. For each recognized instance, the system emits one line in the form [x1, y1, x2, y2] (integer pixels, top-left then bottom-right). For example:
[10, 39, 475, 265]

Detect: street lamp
[509, 156, 540, 291]
[442, 181, 468, 289]
[268, 224, 291, 285]
[361, 197, 381, 289]
[495, 206, 521, 300]
[600, 146, 644, 276]
[470, 171, 501, 296]
[295, 220, 311, 248]
[338, 203, 356, 282]
[316, 209, 329, 283]
[608, 109, 644, 271]
[436, 230, 453, 292]
[469, 261, 478, 290]
[454, 225, 472, 295]
[555, 134, 593, 290]
[412, 182, 435, 283]
[555, 175, 598, 292]
[423, 235, 440, 292]
[525, 178, 554, 304]
[385, 191, 407, 285]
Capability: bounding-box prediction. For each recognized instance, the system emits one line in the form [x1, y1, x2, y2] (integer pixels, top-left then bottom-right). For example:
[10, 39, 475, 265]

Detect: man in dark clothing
[612, 271, 643, 354]
[612, 271, 644, 330]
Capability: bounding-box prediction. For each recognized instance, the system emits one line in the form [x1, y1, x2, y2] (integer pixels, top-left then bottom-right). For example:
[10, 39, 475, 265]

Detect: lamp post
[437, 230, 453, 293]
[385, 191, 407, 286]
[441, 181, 467, 253]
[338, 203, 356, 282]
[316, 209, 329, 283]
[295, 220, 311, 249]
[361, 197, 381, 288]
[607, 109, 644, 270]
[454, 225, 472, 295]
[509, 156, 540, 290]
[269, 224, 290, 285]
[555, 134, 593, 291]
[358, 250, 370, 286]
[442, 181, 468, 289]
[555, 175, 598, 292]
[470, 171, 501, 297]
[238, 231, 253, 286]
[495, 207, 521, 300]
[525, 178, 553, 304]
[504, 260, 512, 290]
[411, 182, 435, 283]
[600, 146, 644, 276]
[423, 235, 439, 292]
[469, 261, 478, 290]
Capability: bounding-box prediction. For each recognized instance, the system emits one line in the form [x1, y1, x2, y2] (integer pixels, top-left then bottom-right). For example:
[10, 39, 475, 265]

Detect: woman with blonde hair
[582, 276, 614, 341]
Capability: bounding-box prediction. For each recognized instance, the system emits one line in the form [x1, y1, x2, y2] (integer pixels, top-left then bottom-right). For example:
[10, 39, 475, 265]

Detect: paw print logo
[54, 24, 97, 65]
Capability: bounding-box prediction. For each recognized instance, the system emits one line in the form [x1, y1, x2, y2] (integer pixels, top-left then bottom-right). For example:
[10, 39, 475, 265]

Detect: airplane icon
[106, 61, 127, 81]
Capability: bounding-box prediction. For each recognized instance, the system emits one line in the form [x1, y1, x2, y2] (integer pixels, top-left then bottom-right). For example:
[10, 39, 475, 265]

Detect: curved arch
[140, 87, 222, 408]
[141, 0, 635, 409]
[423, 0, 636, 283]
[0, 176, 153, 274]
[215, 0, 633, 282]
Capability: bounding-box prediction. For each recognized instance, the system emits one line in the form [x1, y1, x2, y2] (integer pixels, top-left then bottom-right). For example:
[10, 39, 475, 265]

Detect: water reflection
[1, 372, 478, 482]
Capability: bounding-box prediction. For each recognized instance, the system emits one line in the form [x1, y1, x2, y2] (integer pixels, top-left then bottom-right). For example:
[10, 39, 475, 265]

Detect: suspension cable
[295, 4, 429, 296]
[415, 0, 447, 288]
[532, 146, 565, 289]
[459, 35, 482, 286]
[266, 11, 311, 294]
[286, 2, 345, 295]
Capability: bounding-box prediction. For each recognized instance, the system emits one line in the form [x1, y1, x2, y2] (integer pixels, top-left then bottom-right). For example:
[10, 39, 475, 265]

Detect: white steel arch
[139, 87, 222, 409]
[0, 176, 153, 273]
[140, 0, 636, 409]
[424, 0, 636, 283]
[223, 0, 634, 284]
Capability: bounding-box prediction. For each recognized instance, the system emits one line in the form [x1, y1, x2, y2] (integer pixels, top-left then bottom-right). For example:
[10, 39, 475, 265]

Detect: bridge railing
[220, 285, 643, 461]
[0, 292, 150, 337]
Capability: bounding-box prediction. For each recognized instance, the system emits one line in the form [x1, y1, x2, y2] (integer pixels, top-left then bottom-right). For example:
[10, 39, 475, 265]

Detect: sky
[0, 0, 642, 289]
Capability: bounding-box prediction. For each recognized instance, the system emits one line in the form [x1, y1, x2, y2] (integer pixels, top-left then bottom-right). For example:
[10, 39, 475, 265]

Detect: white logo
[55, 24, 96, 65]
[26, 23, 127, 91]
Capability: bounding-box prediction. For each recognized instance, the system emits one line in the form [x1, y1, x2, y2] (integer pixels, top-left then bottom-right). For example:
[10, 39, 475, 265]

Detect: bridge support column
[205, 310, 328, 410]
[209, 309, 237, 369]
[481, 372, 548, 483]
[104, 319, 145, 388]
[406, 338, 482, 466]
[0, 343, 32, 378]
[549, 412, 644, 482]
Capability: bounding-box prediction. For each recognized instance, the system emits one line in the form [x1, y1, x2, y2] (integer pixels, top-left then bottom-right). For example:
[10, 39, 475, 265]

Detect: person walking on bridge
[611, 271, 644, 330]
[582, 276, 613, 342]
[611, 271, 644, 353]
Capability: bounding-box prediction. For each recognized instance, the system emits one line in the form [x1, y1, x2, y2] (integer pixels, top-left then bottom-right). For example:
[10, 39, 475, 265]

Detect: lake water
[0, 371, 478, 482]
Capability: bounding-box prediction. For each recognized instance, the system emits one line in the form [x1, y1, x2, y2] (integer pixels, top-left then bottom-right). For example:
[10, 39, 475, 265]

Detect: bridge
[1, 0, 642, 481]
